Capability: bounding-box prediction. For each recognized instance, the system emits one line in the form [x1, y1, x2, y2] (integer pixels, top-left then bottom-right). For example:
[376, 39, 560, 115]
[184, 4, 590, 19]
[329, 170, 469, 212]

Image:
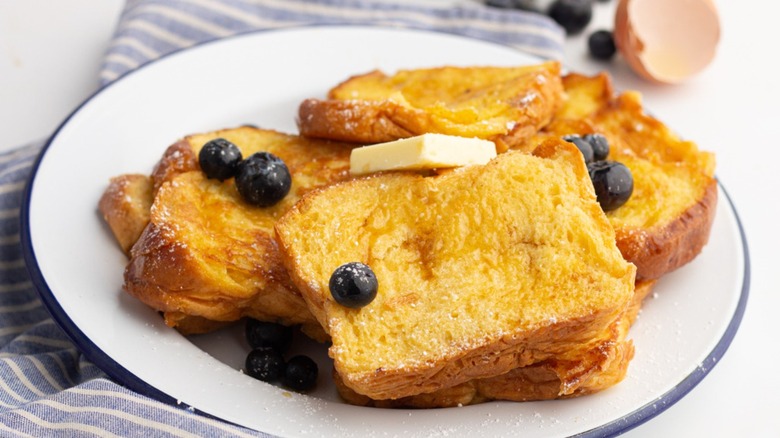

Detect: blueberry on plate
[198, 138, 243, 181]
[563, 134, 594, 163]
[587, 160, 634, 211]
[283, 355, 318, 392]
[245, 319, 293, 353]
[548, 0, 593, 35]
[235, 152, 292, 207]
[329, 262, 378, 308]
[245, 348, 286, 383]
[583, 133, 610, 161]
[588, 30, 617, 60]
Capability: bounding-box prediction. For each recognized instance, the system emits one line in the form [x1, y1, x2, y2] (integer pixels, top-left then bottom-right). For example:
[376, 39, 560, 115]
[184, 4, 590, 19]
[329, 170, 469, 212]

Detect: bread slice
[276, 138, 636, 400]
[333, 279, 654, 407]
[298, 62, 564, 152]
[120, 127, 354, 338]
[98, 174, 154, 255]
[526, 73, 717, 280]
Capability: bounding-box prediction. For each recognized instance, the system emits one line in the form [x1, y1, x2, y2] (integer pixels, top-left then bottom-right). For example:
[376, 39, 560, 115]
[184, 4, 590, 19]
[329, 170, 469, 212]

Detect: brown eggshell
[614, 0, 721, 84]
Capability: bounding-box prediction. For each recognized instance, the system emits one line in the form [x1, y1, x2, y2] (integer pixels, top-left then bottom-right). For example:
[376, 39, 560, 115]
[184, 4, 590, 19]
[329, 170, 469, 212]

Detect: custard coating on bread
[276, 139, 636, 400]
[122, 127, 354, 337]
[298, 62, 563, 152]
[335, 279, 654, 407]
[528, 73, 717, 279]
[98, 64, 716, 407]
[98, 174, 153, 255]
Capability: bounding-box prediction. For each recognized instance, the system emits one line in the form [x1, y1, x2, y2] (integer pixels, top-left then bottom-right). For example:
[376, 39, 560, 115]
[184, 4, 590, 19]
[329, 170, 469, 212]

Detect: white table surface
[2, 0, 778, 436]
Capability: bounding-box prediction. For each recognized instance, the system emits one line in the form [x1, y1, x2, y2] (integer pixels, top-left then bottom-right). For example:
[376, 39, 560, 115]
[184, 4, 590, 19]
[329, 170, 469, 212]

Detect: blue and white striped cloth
[1, 1, 562, 436]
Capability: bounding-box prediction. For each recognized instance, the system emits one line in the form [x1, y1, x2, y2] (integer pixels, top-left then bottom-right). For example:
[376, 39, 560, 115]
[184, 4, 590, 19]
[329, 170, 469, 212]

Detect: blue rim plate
[20, 26, 749, 437]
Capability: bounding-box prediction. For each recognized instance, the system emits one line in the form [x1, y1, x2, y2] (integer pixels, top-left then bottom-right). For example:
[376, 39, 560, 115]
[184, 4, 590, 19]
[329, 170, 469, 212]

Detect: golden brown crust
[335, 330, 630, 408]
[298, 63, 564, 152]
[125, 218, 310, 321]
[150, 139, 198, 194]
[122, 127, 353, 340]
[276, 139, 636, 400]
[98, 174, 154, 255]
[525, 72, 717, 280]
[298, 99, 417, 144]
[346, 309, 623, 400]
[616, 178, 718, 280]
[335, 280, 654, 408]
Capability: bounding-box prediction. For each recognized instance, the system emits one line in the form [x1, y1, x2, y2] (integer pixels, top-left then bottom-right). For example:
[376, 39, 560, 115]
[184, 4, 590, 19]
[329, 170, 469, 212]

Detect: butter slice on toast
[276, 138, 636, 400]
[350, 133, 496, 175]
[298, 62, 563, 152]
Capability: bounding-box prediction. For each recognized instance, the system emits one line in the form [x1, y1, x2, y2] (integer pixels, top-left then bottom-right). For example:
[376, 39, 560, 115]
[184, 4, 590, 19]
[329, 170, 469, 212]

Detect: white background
[2, 0, 778, 436]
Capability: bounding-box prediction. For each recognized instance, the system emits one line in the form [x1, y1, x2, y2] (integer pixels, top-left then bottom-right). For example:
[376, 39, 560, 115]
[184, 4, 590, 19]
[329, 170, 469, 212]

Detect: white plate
[21, 26, 749, 437]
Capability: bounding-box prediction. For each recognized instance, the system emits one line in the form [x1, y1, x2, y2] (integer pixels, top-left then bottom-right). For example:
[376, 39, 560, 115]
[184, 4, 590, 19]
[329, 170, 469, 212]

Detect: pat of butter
[350, 134, 497, 175]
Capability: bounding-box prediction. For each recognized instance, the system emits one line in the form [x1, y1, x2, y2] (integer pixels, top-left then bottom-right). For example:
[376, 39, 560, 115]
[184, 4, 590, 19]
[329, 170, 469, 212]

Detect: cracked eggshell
[614, 0, 721, 84]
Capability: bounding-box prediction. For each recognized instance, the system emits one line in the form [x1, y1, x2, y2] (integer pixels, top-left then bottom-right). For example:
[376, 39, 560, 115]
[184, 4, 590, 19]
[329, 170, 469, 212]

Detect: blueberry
[245, 319, 293, 353]
[548, 0, 592, 35]
[329, 262, 378, 308]
[199, 138, 243, 181]
[283, 355, 318, 392]
[235, 152, 292, 207]
[245, 348, 286, 382]
[563, 134, 594, 163]
[588, 30, 617, 60]
[587, 160, 634, 211]
[583, 133, 610, 161]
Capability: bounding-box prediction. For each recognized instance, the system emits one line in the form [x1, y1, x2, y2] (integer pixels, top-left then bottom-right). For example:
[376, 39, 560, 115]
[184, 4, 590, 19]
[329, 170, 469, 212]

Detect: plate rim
[574, 182, 750, 437]
[19, 25, 751, 437]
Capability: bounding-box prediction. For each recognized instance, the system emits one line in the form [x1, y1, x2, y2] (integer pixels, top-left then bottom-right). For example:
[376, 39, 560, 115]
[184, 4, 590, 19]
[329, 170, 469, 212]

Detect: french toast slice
[298, 64, 715, 279]
[298, 62, 564, 152]
[98, 174, 154, 255]
[98, 174, 235, 333]
[120, 127, 354, 338]
[99, 167, 649, 405]
[275, 138, 636, 400]
[525, 73, 717, 279]
[333, 279, 654, 407]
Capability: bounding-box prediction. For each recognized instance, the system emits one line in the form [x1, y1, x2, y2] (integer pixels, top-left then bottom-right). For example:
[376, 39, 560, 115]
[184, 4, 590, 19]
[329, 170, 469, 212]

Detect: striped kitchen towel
[101, 0, 564, 84]
[2, 1, 563, 436]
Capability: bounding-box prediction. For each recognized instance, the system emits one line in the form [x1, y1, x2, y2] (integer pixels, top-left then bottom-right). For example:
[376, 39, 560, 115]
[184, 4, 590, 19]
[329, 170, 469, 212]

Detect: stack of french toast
[99, 60, 716, 407]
